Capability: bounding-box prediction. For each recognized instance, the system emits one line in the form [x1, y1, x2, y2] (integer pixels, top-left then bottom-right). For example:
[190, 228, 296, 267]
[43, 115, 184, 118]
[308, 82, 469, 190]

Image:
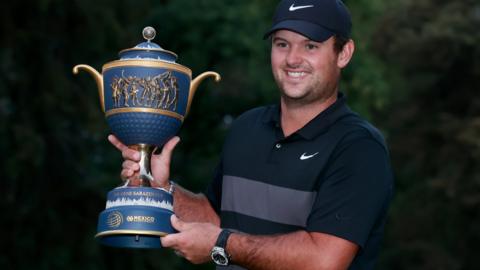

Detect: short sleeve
[306, 138, 394, 248]
[205, 160, 223, 214]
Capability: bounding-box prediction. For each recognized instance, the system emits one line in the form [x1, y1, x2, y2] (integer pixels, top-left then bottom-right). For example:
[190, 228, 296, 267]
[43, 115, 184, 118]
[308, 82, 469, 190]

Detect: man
[110, 0, 394, 269]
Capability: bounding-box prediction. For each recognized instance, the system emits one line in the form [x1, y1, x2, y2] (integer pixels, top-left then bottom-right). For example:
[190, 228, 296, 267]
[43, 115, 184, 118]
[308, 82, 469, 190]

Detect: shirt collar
[262, 92, 353, 140]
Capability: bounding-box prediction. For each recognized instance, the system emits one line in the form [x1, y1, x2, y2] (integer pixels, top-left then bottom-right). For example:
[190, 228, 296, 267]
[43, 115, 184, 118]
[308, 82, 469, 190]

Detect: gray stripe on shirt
[221, 175, 317, 227]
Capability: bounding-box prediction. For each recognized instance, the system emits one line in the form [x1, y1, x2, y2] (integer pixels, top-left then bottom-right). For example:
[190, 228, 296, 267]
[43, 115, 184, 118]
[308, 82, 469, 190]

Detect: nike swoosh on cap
[289, 4, 315, 12]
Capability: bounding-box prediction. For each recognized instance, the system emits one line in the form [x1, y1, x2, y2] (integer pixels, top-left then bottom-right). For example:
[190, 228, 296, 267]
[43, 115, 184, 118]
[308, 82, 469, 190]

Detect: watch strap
[215, 229, 233, 249]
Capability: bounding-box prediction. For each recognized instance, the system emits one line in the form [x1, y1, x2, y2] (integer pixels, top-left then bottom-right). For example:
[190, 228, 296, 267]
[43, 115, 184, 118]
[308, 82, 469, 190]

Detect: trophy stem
[128, 144, 155, 187]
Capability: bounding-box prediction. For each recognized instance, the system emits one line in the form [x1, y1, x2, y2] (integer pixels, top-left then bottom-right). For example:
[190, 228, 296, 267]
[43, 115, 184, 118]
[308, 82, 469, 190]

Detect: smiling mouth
[286, 71, 307, 79]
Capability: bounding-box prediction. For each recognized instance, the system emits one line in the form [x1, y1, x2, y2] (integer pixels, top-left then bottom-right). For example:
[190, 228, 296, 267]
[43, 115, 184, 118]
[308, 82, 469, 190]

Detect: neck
[280, 93, 338, 137]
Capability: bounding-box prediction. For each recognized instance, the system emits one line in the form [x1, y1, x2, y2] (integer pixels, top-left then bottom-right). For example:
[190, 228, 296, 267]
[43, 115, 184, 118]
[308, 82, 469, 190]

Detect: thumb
[170, 214, 186, 232]
[156, 136, 180, 160]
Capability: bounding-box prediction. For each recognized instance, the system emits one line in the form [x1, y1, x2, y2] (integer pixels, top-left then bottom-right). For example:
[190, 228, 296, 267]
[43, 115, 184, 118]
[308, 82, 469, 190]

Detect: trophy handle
[186, 71, 221, 116]
[73, 64, 105, 112]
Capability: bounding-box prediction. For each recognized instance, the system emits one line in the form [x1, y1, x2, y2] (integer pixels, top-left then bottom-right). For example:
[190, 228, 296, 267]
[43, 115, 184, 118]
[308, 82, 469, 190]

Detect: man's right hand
[108, 134, 181, 188]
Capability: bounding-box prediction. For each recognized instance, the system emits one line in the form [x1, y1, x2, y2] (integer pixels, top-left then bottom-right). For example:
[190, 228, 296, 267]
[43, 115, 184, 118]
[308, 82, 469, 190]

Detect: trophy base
[96, 233, 167, 249]
[96, 187, 175, 249]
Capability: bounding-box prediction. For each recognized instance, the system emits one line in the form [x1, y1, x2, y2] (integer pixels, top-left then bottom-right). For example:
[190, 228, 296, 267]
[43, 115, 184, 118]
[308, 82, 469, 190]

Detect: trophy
[73, 26, 220, 248]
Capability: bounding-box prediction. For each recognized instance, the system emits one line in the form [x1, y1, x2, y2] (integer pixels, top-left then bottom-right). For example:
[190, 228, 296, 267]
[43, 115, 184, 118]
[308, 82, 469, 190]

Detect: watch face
[211, 248, 229, 266]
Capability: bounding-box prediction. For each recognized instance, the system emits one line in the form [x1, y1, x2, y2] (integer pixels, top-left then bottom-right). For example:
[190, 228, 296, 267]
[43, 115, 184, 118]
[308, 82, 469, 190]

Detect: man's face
[271, 30, 342, 105]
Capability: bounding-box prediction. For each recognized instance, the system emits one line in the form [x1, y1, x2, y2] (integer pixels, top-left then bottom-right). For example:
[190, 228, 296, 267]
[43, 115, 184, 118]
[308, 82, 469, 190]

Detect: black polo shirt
[206, 93, 394, 270]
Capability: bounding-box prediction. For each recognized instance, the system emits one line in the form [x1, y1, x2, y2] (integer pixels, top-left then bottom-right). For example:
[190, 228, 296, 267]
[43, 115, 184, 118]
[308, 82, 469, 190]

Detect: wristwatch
[210, 229, 233, 266]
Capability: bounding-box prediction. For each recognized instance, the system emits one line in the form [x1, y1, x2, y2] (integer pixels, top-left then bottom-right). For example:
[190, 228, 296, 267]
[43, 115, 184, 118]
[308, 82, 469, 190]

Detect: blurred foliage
[373, 0, 480, 269]
[0, 0, 479, 269]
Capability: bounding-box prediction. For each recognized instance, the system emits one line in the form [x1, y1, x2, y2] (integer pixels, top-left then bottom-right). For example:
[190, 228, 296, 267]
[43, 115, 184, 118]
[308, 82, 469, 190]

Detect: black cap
[264, 0, 352, 42]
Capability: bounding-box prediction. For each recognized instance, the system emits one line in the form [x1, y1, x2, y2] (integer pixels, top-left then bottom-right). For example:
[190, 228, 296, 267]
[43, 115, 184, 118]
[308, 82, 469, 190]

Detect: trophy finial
[143, 26, 156, 42]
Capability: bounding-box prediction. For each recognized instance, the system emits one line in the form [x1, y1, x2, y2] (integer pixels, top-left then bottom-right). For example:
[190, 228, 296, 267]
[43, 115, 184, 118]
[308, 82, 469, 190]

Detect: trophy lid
[118, 26, 178, 62]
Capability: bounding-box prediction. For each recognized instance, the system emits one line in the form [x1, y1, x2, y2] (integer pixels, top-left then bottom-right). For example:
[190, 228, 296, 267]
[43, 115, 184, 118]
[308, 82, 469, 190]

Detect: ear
[337, 39, 355, 69]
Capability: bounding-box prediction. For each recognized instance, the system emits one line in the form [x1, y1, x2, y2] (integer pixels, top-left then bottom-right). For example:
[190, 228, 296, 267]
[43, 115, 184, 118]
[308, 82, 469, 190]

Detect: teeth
[287, 71, 305, 77]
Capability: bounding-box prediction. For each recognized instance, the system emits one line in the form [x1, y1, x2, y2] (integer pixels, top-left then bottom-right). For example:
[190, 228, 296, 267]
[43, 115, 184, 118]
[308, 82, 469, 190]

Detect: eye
[274, 41, 288, 48]
[305, 43, 318, 50]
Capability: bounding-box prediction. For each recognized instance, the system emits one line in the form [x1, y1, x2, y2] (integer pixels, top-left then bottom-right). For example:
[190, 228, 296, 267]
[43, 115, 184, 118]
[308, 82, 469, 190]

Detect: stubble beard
[275, 72, 339, 108]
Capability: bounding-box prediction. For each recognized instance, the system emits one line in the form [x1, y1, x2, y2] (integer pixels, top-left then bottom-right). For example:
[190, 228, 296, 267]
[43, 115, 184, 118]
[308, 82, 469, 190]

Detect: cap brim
[263, 20, 335, 42]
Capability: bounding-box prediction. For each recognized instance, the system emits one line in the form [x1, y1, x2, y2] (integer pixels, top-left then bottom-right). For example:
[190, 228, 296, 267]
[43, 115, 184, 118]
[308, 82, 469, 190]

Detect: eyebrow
[272, 35, 316, 44]
[272, 36, 287, 43]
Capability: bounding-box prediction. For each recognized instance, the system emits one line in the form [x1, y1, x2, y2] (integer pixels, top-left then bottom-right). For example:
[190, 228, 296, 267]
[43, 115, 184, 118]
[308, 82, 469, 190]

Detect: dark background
[1, 0, 479, 269]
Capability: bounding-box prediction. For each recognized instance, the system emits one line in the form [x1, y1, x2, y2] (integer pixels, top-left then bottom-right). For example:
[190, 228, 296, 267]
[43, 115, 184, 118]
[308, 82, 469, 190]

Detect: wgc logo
[106, 211, 123, 228]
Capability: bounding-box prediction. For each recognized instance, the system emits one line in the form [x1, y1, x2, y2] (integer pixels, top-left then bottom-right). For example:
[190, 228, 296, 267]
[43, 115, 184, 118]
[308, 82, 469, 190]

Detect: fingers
[120, 169, 135, 180]
[173, 249, 184, 257]
[160, 218, 221, 264]
[171, 214, 186, 232]
[164, 136, 181, 153]
[108, 134, 127, 151]
[110, 134, 140, 161]
[110, 135, 180, 187]
[155, 136, 180, 163]
[109, 134, 141, 161]
[122, 148, 141, 161]
[150, 137, 180, 186]
[120, 160, 140, 181]
[126, 177, 142, 187]
[123, 160, 139, 171]
[160, 215, 185, 248]
[161, 232, 179, 248]
[160, 235, 175, 248]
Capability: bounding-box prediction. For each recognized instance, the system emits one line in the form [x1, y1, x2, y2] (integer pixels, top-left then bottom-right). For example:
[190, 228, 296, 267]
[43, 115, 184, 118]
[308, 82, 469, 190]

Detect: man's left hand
[161, 215, 221, 264]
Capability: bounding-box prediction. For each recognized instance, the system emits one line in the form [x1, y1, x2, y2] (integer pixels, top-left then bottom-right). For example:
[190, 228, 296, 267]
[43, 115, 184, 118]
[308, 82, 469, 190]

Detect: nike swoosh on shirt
[289, 4, 315, 12]
[300, 152, 319, 160]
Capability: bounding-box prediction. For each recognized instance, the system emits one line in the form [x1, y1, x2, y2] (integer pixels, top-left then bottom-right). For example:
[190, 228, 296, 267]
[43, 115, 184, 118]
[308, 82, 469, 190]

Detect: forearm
[172, 184, 220, 225]
[226, 231, 356, 270]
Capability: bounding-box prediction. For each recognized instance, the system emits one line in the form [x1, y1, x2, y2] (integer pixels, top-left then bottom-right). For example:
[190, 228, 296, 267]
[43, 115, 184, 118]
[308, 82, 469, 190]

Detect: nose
[285, 46, 303, 67]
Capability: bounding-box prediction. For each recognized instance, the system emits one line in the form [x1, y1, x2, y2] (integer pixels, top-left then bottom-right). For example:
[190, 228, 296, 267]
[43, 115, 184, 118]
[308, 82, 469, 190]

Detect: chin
[281, 90, 309, 101]
[281, 85, 308, 98]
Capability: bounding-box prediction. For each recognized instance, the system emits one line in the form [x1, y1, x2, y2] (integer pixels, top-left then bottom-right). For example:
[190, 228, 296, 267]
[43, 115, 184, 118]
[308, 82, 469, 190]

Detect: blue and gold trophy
[73, 27, 220, 248]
